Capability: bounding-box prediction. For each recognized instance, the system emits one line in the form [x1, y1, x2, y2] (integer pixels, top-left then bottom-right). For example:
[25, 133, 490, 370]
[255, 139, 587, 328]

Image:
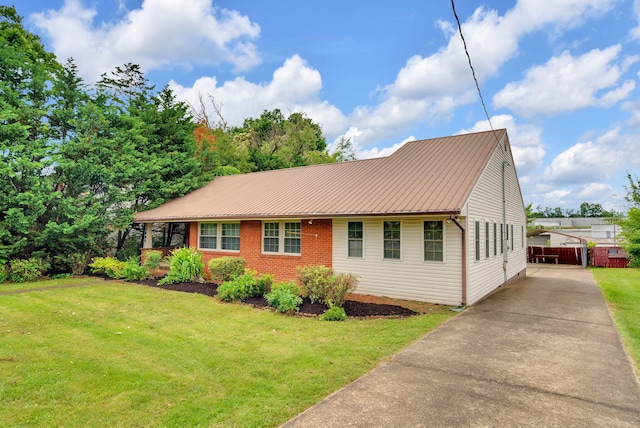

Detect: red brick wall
[187, 219, 333, 281]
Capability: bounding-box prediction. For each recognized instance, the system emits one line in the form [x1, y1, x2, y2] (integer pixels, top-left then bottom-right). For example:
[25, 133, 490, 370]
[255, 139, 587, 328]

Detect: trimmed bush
[321, 306, 347, 321]
[296, 265, 358, 308]
[265, 281, 303, 314]
[208, 257, 246, 282]
[216, 272, 273, 302]
[296, 265, 333, 304]
[158, 247, 204, 285]
[9, 258, 50, 283]
[142, 250, 163, 279]
[89, 256, 126, 279]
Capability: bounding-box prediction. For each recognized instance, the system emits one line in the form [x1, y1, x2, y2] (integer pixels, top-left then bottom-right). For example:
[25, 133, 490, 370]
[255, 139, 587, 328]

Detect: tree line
[0, 6, 354, 274]
[528, 202, 620, 219]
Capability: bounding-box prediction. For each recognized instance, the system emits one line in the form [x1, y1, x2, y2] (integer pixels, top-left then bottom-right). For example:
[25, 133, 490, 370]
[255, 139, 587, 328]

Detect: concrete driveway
[283, 265, 640, 427]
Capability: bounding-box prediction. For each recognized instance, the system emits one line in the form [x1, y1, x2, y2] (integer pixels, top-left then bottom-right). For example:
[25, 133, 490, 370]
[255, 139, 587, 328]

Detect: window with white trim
[284, 222, 301, 254]
[200, 223, 217, 249]
[424, 221, 443, 262]
[221, 223, 240, 251]
[348, 221, 363, 258]
[263, 221, 301, 254]
[199, 222, 240, 251]
[383, 221, 401, 259]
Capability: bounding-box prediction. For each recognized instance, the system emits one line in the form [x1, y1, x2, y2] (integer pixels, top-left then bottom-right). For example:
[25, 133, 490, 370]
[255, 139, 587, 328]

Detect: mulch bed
[129, 278, 418, 318]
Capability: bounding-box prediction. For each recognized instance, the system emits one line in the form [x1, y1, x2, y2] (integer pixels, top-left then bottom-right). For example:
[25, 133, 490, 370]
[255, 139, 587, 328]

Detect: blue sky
[14, 0, 640, 213]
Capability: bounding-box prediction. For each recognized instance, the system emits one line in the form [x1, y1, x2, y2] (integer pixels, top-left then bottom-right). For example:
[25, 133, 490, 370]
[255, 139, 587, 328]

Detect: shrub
[208, 257, 246, 282]
[142, 250, 163, 279]
[265, 281, 303, 314]
[296, 265, 333, 304]
[321, 306, 347, 321]
[158, 247, 204, 285]
[0, 262, 7, 283]
[296, 265, 358, 308]
[89, 256, 126, 279]
[9, 258, 50, 283]
[216, 272, 273, 302]
[52, 253, 91, 276]
[122, 257, 148, 281]
[325, 273, 358, 308]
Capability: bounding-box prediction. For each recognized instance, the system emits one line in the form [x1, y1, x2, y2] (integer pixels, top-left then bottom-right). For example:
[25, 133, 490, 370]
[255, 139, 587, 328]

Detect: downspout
[450, 215, 466, 306]
[502, 159, 508, 283]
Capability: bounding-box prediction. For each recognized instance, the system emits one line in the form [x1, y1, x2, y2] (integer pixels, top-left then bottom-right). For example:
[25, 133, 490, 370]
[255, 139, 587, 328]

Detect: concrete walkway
[283, 265, 640, 427]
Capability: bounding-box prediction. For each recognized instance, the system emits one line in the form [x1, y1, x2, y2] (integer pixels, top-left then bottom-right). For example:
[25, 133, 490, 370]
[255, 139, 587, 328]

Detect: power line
[450, 0, 499, 139]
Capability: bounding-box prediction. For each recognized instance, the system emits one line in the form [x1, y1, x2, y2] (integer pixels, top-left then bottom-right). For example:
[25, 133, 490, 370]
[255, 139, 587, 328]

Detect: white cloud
[631, 0, 640, 40]
[30, 0, 261, 82]
[494, 46, 637, 116]
[348, 0, 618, 147]
[458, 115, 545, 176]
[542, 126, 640, 185]
[356, 135, 415, 159]
[170, 55, 347, 136]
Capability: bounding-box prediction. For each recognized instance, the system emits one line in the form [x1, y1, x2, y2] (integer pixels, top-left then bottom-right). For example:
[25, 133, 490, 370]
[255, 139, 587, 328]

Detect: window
[199, 222, 240, 251]
[475, 221, 480, 261]
[493, 223, 497, 256]
[221, 223, 240, 251]
[284, 222, 301, 254]
[505, 223, 509, 251]
[348, 221, 363, 258]
[485, 222, 490, 258]
[511, 224, 514, 251]
[521, 225, 524, 248]
[263, 222, 280, 253]
[263, 221, 301, 254]
[200, 223, 217, 249]
[383, 221, 401, 259]
[500, 224, 504, 254]
[424, 221, 443, 262]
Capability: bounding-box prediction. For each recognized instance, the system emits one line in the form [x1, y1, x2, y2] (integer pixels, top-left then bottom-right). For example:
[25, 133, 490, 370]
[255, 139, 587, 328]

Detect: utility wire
[450, 0, 501, 144]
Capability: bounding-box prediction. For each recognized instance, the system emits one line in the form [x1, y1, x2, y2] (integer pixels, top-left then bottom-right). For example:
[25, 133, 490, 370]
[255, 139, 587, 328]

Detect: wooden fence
[528, 246, 584, 265]
[591, 247, 629, 268]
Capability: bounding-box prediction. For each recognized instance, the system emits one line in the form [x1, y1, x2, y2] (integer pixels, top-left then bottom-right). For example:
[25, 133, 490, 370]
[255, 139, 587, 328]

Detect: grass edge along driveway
[0, 278, 454, 427]
[592, 268, 640, 374]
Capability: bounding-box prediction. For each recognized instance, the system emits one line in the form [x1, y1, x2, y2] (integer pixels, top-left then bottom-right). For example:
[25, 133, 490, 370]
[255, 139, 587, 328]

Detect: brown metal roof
[134, 129, 506, 222]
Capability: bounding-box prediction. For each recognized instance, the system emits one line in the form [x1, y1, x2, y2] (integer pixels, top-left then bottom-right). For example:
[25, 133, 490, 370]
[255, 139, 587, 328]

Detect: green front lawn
[592, 268, 640, 372]
[0, 279, 453, 427]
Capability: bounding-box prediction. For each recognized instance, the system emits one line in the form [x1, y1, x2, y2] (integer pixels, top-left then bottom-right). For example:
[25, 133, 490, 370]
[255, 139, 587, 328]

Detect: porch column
[143, 223, 153, 249]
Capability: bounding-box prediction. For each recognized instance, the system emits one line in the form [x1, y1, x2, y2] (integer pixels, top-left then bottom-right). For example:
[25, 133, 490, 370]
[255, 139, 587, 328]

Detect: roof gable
[134, 129, 506, 222]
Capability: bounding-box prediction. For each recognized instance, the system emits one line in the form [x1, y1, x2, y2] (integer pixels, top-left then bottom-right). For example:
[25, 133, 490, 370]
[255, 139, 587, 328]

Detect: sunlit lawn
[0, 279, 453, 427]
[592, 268, 640, 372]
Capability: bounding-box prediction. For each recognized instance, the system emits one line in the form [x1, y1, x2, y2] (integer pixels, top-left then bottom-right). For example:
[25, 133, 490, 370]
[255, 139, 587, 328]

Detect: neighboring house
[528, 218, 621, 247]
[134, 129, 527, 306]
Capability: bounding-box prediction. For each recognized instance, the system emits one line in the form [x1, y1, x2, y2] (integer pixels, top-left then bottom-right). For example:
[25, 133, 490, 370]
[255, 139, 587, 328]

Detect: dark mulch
[125, 278, 418, 318]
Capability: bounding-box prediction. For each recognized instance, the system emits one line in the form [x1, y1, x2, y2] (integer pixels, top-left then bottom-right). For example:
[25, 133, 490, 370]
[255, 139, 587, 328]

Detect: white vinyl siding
[333, 217, 462, 305]
[464, 136, 527, 305]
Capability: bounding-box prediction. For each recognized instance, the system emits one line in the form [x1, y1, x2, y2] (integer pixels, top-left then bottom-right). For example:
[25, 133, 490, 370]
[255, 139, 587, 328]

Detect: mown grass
[0, 279, 453, 427]
[0, 277, 105, 293]
[591, 268, 640, 372]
